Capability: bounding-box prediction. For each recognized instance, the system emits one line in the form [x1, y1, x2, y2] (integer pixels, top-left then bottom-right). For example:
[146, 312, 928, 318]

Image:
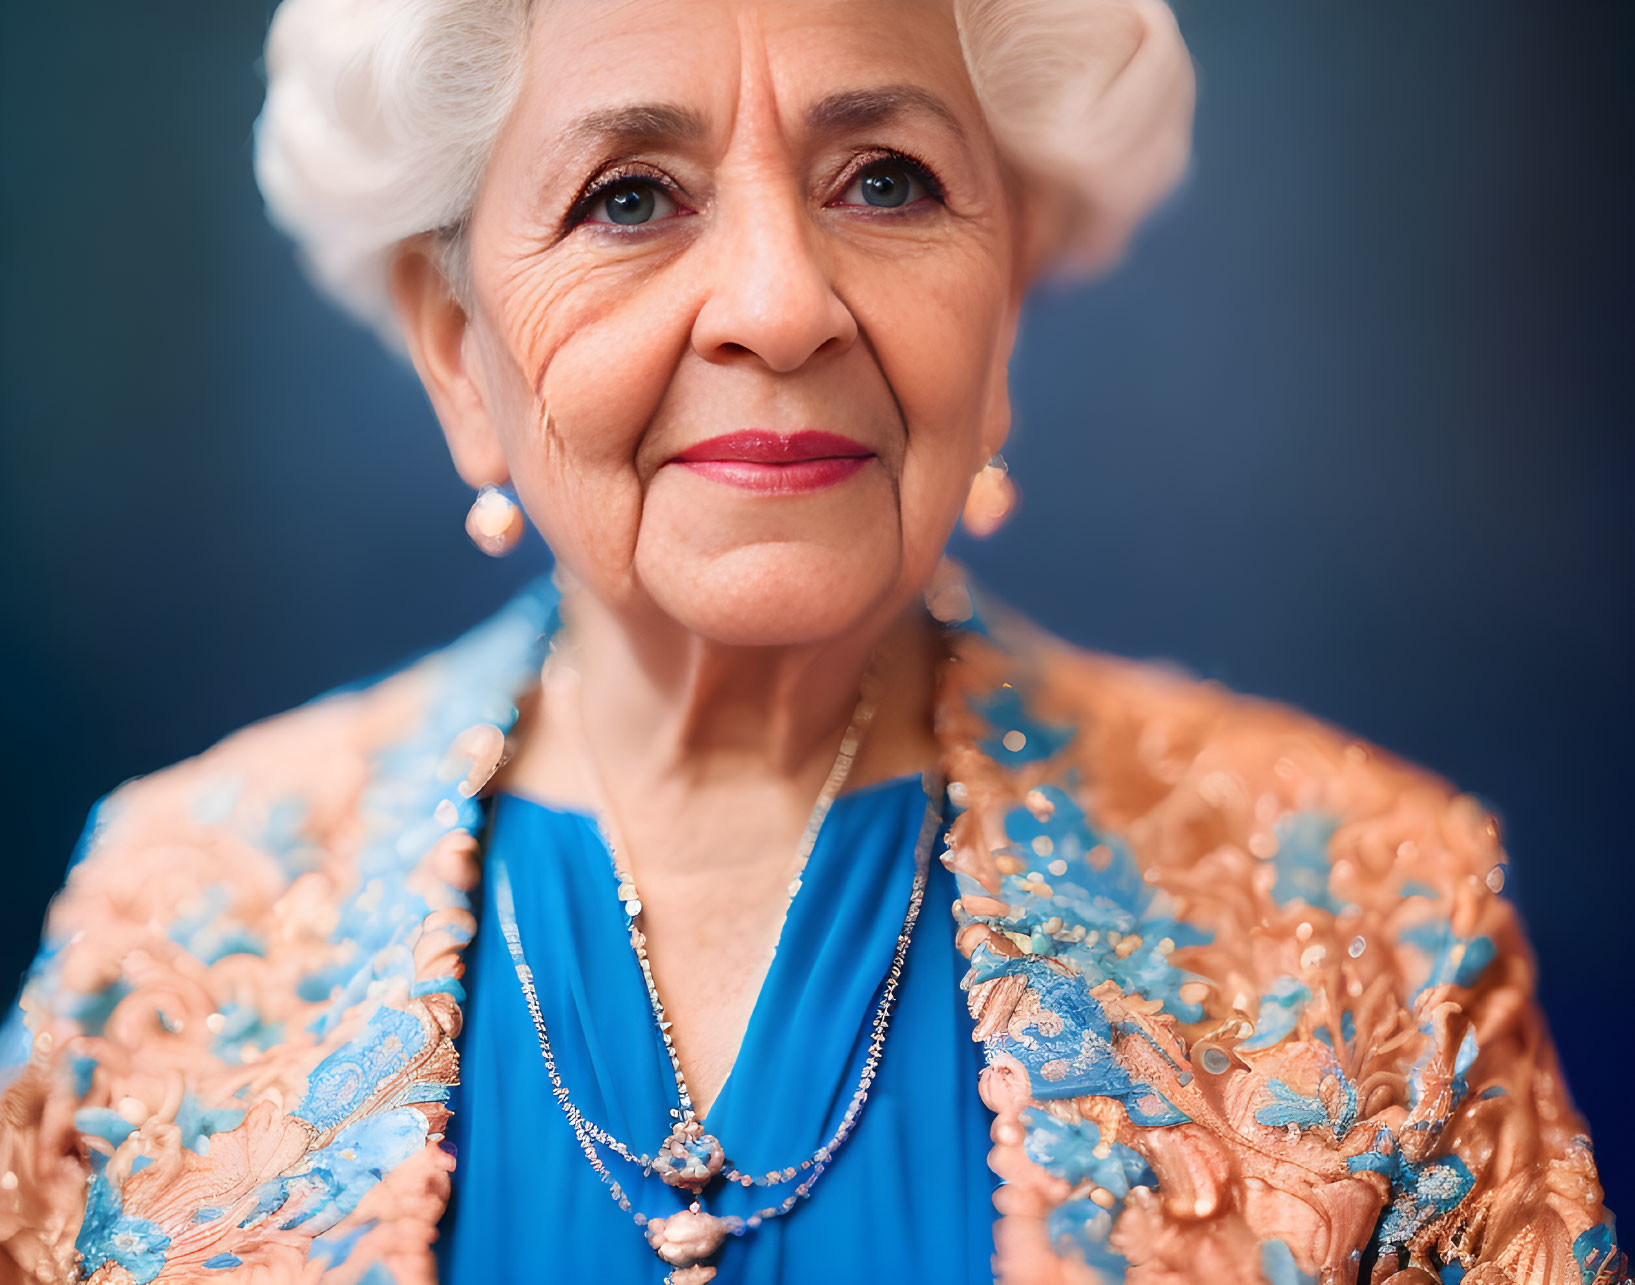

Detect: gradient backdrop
[3, 0, 1630, 1218]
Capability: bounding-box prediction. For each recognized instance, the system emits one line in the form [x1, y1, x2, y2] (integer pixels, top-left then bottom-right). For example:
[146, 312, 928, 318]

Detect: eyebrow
[558, 102, 709, 157]
[804, 84, 968, 142]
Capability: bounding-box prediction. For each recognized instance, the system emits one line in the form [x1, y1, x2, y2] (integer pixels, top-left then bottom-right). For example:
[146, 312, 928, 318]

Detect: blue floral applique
[77, 1174, 171, 1285]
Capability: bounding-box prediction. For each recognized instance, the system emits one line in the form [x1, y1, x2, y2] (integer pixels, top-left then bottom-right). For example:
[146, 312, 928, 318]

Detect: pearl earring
[465, 484, 526, 556]
[961, 455, 1016, 538]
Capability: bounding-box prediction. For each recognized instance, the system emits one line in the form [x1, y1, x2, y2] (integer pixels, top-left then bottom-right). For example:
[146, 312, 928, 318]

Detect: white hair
[252, 0, 1194, 350]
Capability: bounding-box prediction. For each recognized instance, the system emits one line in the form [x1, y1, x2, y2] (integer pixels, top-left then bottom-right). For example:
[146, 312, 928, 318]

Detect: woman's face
[423, 0, 1024, 647]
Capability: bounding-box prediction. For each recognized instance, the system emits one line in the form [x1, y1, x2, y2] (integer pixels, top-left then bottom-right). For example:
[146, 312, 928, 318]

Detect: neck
[499, 587, 943, 813]
[565, 589, 939, 794]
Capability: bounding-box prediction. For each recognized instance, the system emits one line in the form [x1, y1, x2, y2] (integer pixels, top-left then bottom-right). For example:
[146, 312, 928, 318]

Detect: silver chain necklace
[492, 667, 941, 1283]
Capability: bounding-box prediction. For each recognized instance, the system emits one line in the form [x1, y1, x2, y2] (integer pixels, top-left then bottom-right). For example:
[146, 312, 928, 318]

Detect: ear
[387, 235, 510, 487]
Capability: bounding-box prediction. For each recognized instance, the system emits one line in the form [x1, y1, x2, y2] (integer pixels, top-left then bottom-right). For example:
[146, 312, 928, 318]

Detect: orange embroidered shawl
[0, 570, 1621, 1284]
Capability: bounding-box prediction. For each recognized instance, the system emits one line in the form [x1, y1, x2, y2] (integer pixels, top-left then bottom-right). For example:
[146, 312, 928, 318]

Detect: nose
[690, 187, 858, 373]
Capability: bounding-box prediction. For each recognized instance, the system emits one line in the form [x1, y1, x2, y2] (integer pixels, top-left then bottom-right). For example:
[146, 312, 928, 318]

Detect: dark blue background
[3, 1, 1629, 1219]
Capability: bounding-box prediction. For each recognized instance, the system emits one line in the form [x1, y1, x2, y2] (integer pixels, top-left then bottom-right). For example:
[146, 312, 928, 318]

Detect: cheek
[478, 249, 698, 596]
[856, 246, 1010, 553]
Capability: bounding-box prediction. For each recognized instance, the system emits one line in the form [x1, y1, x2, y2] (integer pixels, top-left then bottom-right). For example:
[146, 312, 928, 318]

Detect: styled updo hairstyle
[253, 0, 1195, 350]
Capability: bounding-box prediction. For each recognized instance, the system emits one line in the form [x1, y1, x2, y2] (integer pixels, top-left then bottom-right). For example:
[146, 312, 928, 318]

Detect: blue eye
[578, 177, 679, 227]
[840, 156, 940, 210]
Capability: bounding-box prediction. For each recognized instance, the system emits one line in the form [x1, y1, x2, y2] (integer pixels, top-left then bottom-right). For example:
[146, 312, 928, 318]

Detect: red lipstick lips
[669, 430, 874, 494]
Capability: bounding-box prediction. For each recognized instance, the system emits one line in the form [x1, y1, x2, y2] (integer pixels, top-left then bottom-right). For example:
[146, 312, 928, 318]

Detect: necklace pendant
[646, 1207, 728, 1268]
[653, 1119, 726, 1192]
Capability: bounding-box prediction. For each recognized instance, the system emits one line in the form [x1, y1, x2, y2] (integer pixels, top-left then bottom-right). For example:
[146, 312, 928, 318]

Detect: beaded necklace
[492, 668, 941, 1283]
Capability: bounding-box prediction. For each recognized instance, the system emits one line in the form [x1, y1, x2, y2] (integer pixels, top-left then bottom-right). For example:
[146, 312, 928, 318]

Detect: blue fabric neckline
[488, 770, 936, 1159]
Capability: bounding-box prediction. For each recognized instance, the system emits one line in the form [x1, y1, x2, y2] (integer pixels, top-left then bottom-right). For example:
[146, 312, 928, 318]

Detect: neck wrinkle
[559, 587, 939, 795]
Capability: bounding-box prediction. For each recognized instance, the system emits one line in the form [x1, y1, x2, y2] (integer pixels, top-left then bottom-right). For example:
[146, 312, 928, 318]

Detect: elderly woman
[0, 1, 1621, 1283]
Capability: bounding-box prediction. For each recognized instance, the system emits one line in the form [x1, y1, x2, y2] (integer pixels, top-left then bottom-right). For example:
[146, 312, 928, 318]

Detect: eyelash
[838, 147, 947, 208]
[563, 163, 678, 232]
[561, 148, 947, 233]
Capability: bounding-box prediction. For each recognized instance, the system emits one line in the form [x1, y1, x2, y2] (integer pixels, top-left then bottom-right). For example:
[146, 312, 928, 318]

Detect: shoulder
[44, 577, 558, 917]
[941, 585, 1622, 1281]
[962, 588, 1502, 900]
[95, 663, 425, 858]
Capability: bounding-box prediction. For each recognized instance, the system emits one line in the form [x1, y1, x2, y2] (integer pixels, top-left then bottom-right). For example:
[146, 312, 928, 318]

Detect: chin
[635, 539, 905, 649]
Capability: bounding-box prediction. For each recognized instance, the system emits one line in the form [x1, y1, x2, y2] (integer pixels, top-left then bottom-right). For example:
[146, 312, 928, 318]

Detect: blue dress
[436, 773, 996, 1283]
